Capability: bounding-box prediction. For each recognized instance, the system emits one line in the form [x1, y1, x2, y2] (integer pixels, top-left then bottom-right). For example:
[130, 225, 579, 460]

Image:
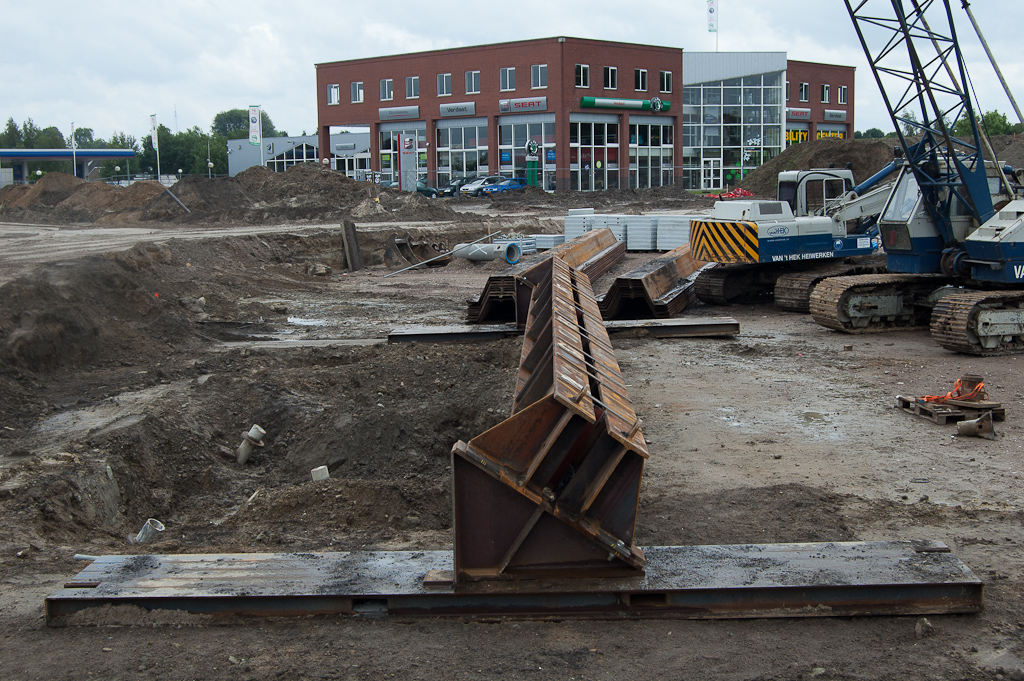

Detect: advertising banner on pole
[707, 0, 718, 32]
[399, 133, 419, 192]
[150, 115, 159, 150]
[248, 106, 262, 146]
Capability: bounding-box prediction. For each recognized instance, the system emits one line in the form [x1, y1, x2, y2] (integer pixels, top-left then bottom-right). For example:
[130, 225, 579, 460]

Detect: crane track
[809, 273, 951, 332]
[931, 290, 1024, 355]
[774, 255, 888, 312]
[694, 264, 759, 305]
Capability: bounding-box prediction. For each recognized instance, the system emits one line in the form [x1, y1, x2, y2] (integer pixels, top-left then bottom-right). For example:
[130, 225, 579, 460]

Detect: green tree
[211, 109, 284, 140]
[1, 118, 23, 147]
[72, 127, 100, 149]
[99, 132, 140, 180]
[951, 110, 1022, 138]
[862, 128, 886, 139]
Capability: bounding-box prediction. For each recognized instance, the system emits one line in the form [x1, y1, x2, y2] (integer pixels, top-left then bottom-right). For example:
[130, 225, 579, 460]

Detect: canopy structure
[0, 148, 136, 185]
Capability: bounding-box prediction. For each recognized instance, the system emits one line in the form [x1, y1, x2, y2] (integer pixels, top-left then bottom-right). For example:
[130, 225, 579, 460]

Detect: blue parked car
[482, 177, 530, 195]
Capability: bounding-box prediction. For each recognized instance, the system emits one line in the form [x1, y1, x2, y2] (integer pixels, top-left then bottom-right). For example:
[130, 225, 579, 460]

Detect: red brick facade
[785, 60, 856, 143]
[316, 37, 682, 190]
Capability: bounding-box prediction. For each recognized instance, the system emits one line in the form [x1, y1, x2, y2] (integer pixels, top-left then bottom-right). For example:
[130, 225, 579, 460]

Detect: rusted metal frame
[513, 343, 553, 413]
[579, 443, 628, 514]
[456, 440, 640, 565]
[513, 267, 555, 411]
[496, 506, 546, 573]
[563, 263, 646, 453]
[521, 410, 575, 484]
[550, 275, 597, 420]
[549, 350, 641, 443]
[551, 339, 629, 392]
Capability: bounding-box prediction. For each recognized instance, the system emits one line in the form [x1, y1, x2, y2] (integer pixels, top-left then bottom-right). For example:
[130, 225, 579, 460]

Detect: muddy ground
[1, 140, 1023, 680]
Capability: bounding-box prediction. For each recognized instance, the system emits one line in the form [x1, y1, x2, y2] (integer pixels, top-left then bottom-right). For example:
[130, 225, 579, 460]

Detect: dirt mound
[237, 162, 367, 205]
[740, 138, 897, 196]
[108, 179, 165, 210]
[140, 175, 253, 221]
[3, 172, 85, 209]
[987, 134, 1024, 170]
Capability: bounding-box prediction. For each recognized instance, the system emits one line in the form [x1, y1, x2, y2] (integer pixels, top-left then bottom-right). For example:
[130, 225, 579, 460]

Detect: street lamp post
[207, 137, 212, 178]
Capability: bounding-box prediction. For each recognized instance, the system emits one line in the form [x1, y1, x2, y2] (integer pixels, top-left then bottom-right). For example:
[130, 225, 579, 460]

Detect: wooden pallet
[895, 395, 1005, 425]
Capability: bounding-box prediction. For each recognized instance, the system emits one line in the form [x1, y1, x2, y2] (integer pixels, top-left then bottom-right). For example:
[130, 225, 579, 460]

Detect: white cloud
[1, 0, 1019, 141]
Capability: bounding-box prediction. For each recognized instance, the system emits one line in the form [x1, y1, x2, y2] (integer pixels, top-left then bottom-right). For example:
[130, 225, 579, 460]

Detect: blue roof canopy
[0, 148, 136, 161]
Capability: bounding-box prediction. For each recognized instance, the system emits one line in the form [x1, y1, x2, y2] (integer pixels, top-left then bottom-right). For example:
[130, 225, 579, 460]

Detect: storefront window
[498, 120, 555, 189]
[435, 124, 488, 185]
[629, 122, 674, 189]
[570, 120, 620, 191]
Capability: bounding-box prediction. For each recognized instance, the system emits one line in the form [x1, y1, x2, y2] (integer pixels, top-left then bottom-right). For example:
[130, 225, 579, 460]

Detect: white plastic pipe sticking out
[236, 424, 266, 465]
[452, 242, 521, 264]
[134, 518, 165, 544]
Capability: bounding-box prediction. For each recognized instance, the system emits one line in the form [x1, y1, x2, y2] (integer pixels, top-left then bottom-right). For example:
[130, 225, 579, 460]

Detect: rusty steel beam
[466, 229, 625, 326]
[598, 246, 708, 320]
[46, 541, 983, 624]
[452, 255, 648, 582]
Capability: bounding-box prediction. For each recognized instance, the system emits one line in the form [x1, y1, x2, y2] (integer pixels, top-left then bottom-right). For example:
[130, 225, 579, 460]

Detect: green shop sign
[580, 96, 670, 112]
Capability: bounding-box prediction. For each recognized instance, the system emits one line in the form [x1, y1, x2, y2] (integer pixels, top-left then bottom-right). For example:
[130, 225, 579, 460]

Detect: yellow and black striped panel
[689, 219, 759, 264]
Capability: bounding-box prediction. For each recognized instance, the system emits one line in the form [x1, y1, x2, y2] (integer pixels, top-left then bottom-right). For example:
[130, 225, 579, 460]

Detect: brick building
[315, 40, 857, 192]
[785, 60, 856, 144]
[316, 37, 682, 192]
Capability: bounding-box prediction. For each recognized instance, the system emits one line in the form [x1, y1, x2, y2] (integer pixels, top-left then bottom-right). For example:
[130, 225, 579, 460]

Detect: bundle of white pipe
[451, 241, 521, 264]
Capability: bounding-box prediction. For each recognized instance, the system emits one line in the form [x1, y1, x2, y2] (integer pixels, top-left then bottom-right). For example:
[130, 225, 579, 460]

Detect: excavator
[691, 161, 897, 311]
[808, 0, 1024, 354]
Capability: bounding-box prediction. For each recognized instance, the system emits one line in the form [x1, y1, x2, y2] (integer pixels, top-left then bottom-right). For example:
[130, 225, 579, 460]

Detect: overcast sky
[3, 0, 1021, 144]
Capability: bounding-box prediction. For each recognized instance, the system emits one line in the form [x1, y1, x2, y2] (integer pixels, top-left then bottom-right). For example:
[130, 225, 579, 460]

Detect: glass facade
[680, 71, 783, 190]
[628, 122, 672, 188]
[501, 120, 556, 190]
[569, 121, 619, 191]
[379, 128, 427, 183]
[435, 123, 489, 186]
[267, 144, 319, 173]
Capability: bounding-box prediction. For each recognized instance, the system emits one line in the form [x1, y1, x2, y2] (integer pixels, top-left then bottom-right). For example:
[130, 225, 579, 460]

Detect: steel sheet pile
[452, 254, 648, 582]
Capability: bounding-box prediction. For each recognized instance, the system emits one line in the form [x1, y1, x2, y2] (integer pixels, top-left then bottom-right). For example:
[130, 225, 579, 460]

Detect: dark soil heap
[739, 138, 898, 197]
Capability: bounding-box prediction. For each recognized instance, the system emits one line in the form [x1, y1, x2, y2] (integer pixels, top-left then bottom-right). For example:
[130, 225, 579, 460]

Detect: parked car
[439, 175, 478, 197]
[481, 177, 530, 195]
[460, 175, 503, 197]
[416, 180, 439, 198]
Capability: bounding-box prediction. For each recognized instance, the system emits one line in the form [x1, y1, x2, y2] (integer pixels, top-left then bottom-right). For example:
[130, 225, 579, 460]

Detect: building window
[500, 67, 515, 92]
[380, 78, 393, 101]
[569, 121, 620, 192]
[821, 84, 830, 103]
[532, 64, 547, 88]
[635, 68, 648, 92]
[436, 124, 490, 186]
[466, 70, 481, 94]
[268, 143, 320, 173]
[628, 123, 673, 189]
[327, 84, 340, 106]
[799, 82, 809, 102]
[437, 73, 451, 97]
[350, 82, 363, 103]
[576, 64, 589, 88]
[500, 121, 555, 190]
[406, 76, 419, 99]
[660, 71, 672, 93]
[603, 66, 617, 90]
[838, 85, 848, 105]
[785, 81, 790, 101]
